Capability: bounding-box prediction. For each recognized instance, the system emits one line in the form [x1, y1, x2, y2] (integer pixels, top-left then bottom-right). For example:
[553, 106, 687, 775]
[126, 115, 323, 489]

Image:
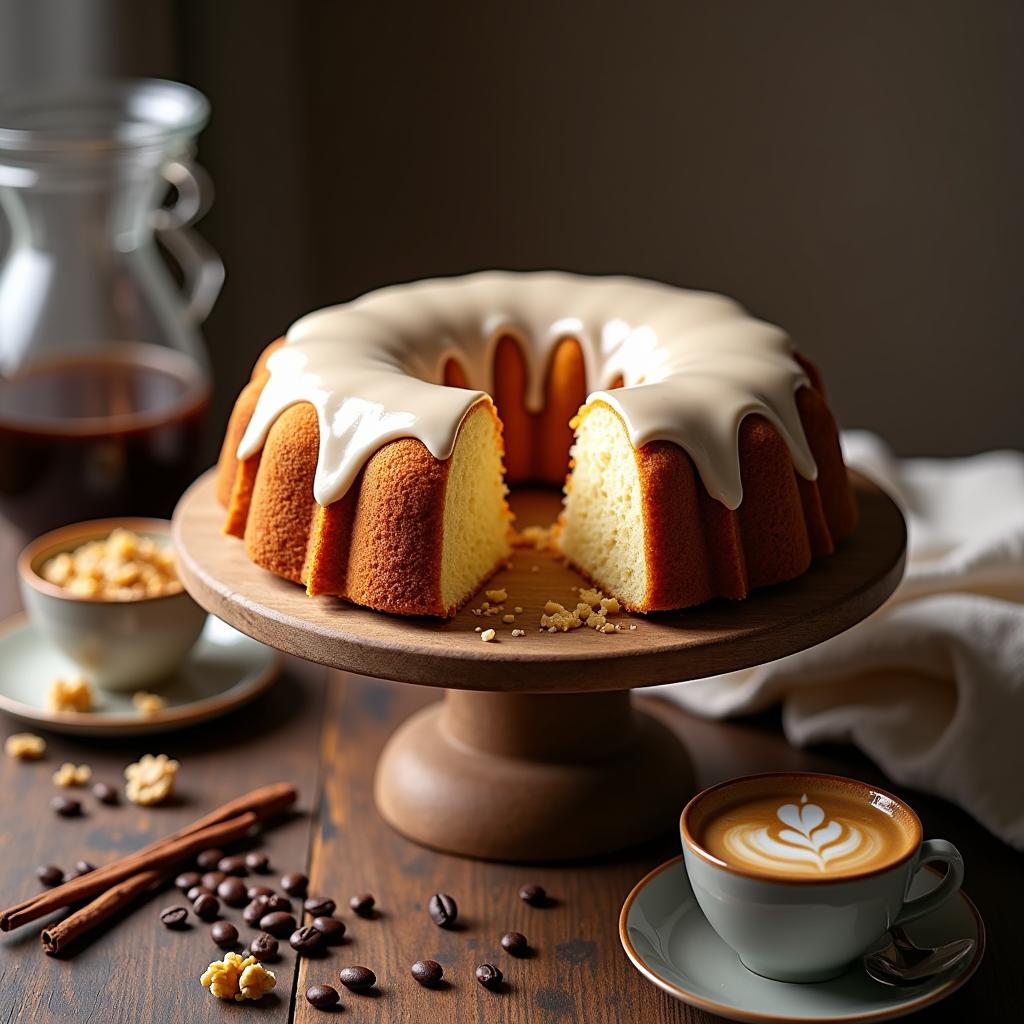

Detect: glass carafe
[0, 79, 223, 536]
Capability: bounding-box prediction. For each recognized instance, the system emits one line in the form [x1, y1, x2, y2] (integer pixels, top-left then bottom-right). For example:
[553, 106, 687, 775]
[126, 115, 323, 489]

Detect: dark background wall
[2, 0, 1022, 459]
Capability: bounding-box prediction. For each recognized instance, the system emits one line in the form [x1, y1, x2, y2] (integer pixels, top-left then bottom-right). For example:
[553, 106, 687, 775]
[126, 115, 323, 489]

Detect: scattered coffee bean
[519, 883, 547, 906]
[281, 871, 308, 897]
[36, 864, 63, 887]
[428, 892, 458, 928]
[73, 859, 95, 875]
[349, 892, 375, 917]
[51, 795, 81, 818]
[243, 896, 271, 925]
[175, 870, 201, 893]
[501, 931, 529, 956]
[159, 906, 189, 929]
[187, 885, 213, 902]
[259, 911, 297, 938]
[263, 893, 292, 914]
[91, 781, 118, 805]
[411, 959, 444, 986]
[305, 984, 340, 1009]
[247, 885, 274, 901]
[475, 963, 503, 990]
[339, 965, 376, 991]
[217, 877, 248, 907]
[192, 893, 220, 922]
[196, 848, 223, 871]
[249, 931, 279, 962]
[218, 854, 248, 877]
[290, 925, 324, 956]
[311, 916, 346, 945]
[210, 920, 239, 948]
[304, 895, 336, 917]
[201, 870, 227, 891]
[245, 851, 270, 873]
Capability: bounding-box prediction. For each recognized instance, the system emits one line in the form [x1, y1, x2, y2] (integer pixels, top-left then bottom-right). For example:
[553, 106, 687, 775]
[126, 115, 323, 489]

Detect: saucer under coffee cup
[680, 771, 964, 983]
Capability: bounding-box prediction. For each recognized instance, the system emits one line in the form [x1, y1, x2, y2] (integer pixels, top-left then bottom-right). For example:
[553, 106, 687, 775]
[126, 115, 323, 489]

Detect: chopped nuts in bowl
[18, 519, 207, 691]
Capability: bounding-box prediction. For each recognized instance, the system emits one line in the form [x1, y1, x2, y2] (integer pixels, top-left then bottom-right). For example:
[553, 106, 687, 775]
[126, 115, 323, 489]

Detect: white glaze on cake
[237, 271, 817, 510]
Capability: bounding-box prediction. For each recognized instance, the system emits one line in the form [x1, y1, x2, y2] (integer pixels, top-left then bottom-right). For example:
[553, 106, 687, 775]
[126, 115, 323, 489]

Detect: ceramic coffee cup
[680, 771, 964, 983]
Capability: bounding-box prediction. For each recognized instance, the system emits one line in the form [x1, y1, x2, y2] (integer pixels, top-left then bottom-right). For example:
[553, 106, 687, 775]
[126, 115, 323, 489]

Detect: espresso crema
[696, 788, 916, 879]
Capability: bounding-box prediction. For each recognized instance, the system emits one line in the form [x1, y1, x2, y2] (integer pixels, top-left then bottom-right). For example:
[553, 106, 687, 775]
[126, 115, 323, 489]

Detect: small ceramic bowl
[18, 517, 207, 691]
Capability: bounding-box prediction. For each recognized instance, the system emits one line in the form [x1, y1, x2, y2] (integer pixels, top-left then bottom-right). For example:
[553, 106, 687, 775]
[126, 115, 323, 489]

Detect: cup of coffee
[680, 772, 964, 983]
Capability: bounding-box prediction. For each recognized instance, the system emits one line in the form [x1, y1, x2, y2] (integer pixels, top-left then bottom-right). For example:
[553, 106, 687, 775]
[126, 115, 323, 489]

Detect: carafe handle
[152, 158, 225, 326]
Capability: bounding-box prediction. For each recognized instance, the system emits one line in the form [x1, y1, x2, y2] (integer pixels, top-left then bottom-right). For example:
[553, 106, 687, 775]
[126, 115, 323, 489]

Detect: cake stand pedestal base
[373, 689, 694, 861]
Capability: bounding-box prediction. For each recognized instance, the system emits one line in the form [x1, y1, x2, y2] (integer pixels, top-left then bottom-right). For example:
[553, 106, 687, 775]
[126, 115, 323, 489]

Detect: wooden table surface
[0, 521, 1019, 1023]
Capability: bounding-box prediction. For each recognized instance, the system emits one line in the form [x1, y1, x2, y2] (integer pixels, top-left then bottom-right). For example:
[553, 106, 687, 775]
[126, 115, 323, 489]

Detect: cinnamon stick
[41, 870, 162, 955]
[0, 782, 296, 933]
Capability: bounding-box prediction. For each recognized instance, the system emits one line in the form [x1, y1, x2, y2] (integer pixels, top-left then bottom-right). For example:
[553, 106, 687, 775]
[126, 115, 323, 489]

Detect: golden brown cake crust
[216, 337, 856, 618]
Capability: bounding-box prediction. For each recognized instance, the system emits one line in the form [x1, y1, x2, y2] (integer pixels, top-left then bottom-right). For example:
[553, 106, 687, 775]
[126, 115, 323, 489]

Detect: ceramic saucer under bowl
[0, 613, 281, 736]
[619, 855, 984, 1024]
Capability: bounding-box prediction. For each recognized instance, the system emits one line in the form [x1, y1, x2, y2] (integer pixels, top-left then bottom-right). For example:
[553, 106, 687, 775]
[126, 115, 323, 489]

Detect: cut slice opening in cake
[439, 401, 512, 614]
[556, 402, 648, 609]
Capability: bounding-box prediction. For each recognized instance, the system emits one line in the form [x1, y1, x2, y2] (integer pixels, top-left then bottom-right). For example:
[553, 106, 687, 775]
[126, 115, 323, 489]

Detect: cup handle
[152, 158, 225, 326]
[894, 839, 964, 926]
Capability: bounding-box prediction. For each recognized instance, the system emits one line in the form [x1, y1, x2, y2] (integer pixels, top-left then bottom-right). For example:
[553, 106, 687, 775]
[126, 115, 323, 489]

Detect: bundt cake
[215, 272, 856, 617]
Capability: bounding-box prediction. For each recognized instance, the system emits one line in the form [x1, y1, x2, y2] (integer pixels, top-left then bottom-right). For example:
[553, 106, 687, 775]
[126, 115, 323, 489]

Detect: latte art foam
[721, 805, 886, 874]
[696, 789, 913, 878]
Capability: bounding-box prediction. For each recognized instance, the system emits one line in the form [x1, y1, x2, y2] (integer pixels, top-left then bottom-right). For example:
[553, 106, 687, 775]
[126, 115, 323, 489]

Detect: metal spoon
[863, 925, 975, 987]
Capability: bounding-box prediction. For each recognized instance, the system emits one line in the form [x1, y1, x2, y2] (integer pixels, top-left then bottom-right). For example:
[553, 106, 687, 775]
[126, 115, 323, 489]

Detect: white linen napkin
[652, 431, 1024, 849]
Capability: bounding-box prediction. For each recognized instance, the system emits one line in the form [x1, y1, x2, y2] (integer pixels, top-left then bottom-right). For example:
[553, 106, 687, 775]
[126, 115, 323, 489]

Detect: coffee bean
[192, 893, 220, 922]
[51, 795, 81, 818]
[73, 859, 95, 875]
[187, 885, 213, 902]
[201, 870, 226, 891]
[259, 911, 296, 938]
[159, 905, 189, 929]
[245, 851, 270, 873]
[36, 864, 63, 887]
[92, 782, 118, 805]
[196, 848, 223, 871]
[247, 885, 274, 901]
[518, 883, 547, 906]
[210, 920, 239, 948]
[289, 925, 324, 956]
[243, 896, 271, 925]
[304, 895, 336, 917]
[218, 855, 248, 877]
[305, 984, 339, 1009]
[338, 965, 376, 991]
[281, 871, 308, 897]
[175, 870, 201, 893]
[475, 963, 503, 990]
[249, 931, 279, 962]
[427, 892, 458, 928]
[501, 931, 529, 956]
[411, 959, 443, 986]
[263, 893, 292, 914]
[217, 877, 248, 907]
[311, 916, 346, 945]
[349, 892, 375, 917]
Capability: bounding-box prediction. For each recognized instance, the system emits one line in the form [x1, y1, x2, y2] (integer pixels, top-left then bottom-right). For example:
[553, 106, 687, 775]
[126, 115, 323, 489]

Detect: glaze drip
[237, 271, 817, 509]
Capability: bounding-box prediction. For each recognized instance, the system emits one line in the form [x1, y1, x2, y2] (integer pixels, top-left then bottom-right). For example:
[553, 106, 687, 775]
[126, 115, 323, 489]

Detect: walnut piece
[132, 691, 167, 717]
[41, 528, 182, 602]
[47, 676, 94, 713]
[53, 762, 92, 787]
[201, 953, 276, 1001]
[5, 733, 46, 760]
[124, 753, 179, 806]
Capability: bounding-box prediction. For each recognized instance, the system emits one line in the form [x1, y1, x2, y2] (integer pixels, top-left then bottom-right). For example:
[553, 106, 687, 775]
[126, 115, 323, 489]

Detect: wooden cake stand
[172, 470, 906, 862]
